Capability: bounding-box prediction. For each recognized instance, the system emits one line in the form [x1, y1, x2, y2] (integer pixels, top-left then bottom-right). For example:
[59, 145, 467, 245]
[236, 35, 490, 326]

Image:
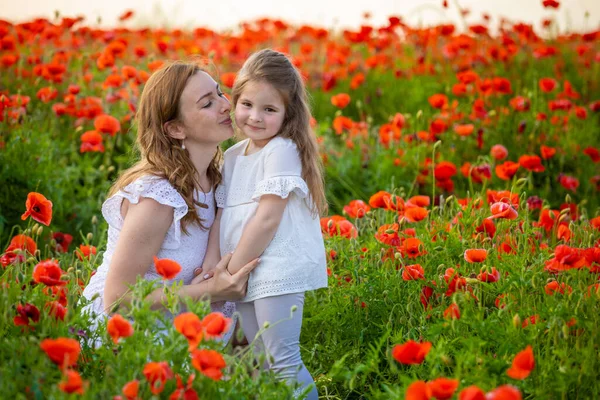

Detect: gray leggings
[237, 292, 318, 399]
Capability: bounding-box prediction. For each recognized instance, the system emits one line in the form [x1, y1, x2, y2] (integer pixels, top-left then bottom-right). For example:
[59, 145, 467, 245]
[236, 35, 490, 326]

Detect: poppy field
[1, 2, 600, 399]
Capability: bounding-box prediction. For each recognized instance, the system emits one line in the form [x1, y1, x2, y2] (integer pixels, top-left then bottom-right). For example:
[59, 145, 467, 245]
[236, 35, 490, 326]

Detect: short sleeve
[101, 176, 188, 249]
[252, 140, 309, 201]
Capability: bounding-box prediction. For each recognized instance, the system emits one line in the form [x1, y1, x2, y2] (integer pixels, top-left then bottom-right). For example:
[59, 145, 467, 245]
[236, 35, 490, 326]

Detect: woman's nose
[220, 96, 231, 112]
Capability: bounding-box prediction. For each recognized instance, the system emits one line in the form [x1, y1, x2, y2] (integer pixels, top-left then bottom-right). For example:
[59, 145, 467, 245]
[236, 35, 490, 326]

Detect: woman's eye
[217, 90, 225, 97]
[202, 101, 212, 108]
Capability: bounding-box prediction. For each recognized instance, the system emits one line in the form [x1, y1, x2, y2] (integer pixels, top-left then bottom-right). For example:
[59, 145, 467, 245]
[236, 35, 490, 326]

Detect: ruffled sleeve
[101, 176, 189, 249]
[252, 139, 310, 201]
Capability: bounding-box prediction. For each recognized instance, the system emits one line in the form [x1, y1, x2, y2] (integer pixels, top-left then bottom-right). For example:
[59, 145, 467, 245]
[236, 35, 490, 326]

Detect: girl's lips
[246, 124, 264, 130]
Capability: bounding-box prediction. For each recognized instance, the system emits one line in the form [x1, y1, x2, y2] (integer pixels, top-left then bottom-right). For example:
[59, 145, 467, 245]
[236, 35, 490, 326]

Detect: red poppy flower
[402, 238, 425, 258]
[343, 200, 371, 218]
[392, 340, 432, 364]
[429, 93, 448, 109]
[583, 147, 600, 162]
[458, 386, 485, 400]
[539, 77, 557, 92]
[76, 245, 97, 260]
[518, 155, 545, 172]
[33, 259, 67, 286]
[404, 207, 429, 223]
[331, 93, 351, 109]
[488, 202, 518, 220]
[332, 115, 354, 134]
[320, 215, 358, 239]
[13, 303, 40, 328]
[434, 161, 457, 181]
[486, 385, 522, 400]
[143, 361, 174, 395]
[464, 249, 488, 263]
[154, 256, 182, 280]
[495, 161, 520, 181]
[9, 234, 37, 254]
[405, 380, 432, 400]
[94, 114, 121, 136]
[80, 130, 104, 153]
[507, 345, 535, 379]
[220, 72, 236, 88]
[540, 145, 556, 160]
[402, 264, 425, 281]
[40, 337, 81, 370]
[191, 349, 226, 381]
[121, 380, 139, 400]
[58, 370, 85, 395]
[476, 219, 496, 238]
[170, 374, 198, 400]
[490, 144, 508, 160]
[202, 312, 232, 340]
[454, 124, 474, 136]
[107, 314, 134, 344]
[21, 192, 53, 226]
[477, 267, 500, 283]
[174, 312, 204, 351]
[544, 280, 572, 295]
[428, 377, 459, 400]
[443, 303, 461, 319]
[46, 301, 67, 321]
[53, 232, 73, 253]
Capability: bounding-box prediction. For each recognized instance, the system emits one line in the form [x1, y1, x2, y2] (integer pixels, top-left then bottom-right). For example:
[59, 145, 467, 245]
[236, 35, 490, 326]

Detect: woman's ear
[164, 120, 185, 140]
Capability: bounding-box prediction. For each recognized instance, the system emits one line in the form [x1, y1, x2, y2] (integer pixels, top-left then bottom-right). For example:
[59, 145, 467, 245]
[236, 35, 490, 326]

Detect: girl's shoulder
[265, 136, 296, 151]
[223, 138, 250, 158]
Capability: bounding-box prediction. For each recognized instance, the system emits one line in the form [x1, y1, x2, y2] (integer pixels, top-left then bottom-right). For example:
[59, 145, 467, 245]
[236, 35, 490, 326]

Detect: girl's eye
[266, 108, 275, 112]
[242, 102, 251, 107]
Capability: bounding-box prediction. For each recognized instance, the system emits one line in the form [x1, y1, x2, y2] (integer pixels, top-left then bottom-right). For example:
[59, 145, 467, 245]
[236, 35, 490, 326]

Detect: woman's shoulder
[111, 175, 186, 209]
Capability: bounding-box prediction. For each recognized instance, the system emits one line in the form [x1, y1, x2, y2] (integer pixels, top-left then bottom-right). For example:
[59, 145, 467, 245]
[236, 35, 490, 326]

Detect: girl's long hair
[231, 49, 327, 216]
[109, 61, 222, 233]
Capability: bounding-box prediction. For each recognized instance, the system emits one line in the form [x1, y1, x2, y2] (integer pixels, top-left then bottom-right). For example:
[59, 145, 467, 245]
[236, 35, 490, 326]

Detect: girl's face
[178, 71, 233, 145]
[234, 80, 286, 148]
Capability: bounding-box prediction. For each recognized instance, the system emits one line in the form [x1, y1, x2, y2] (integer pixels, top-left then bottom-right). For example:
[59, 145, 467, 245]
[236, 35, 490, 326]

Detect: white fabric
[81, 175, 235, 344]
[217, 137, 328, 302]
[237, 292, 318, 399]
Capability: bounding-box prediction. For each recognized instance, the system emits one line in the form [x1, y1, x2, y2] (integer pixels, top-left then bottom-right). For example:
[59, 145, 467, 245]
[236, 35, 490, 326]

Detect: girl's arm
[201, 207, 223, 272]
[226, 194, 289, 275]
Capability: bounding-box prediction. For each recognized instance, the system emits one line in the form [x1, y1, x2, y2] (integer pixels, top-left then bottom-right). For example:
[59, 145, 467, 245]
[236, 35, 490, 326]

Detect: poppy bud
[108, 166, 115, 173]
[67, 267, 74, 273]
[433, 140, 442, 150]
[92, 216, 98, 225]
[99, 165, 105, 171]
[394, 252, 401, 260]
[512, 314, 521, 329]
[86, 233, 93, 241]
[356, 100, 362, 109]
[32, 223, 39, 233]
[562, 324, 569, 338]
[27, 257, 37, 263]
[263, 322, 270, 329]
[445, 195, 455, 206]
[385, 229, 396, 234]
[37, 226, 44, 236]
[291, 305, 298, 313]
[416, 110, 423, 119]
[440, 354, 452, 365]
[514, 178, 528, 189]
[50, 239, 57, 248]
[488, 109, 497, 117]
[34, 250, 41, 258]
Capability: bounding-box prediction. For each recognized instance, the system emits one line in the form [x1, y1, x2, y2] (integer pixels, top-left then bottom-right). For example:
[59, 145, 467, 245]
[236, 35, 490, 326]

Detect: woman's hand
[191, 253, 260, 302]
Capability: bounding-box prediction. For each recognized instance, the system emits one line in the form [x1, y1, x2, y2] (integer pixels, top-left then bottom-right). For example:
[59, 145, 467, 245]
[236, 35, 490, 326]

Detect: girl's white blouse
[216, 137, 328, 303]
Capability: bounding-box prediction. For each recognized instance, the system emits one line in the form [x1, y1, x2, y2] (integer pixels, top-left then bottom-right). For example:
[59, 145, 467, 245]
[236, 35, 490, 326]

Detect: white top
[81, 175, 235, 341]
[216, 137, 328, 302]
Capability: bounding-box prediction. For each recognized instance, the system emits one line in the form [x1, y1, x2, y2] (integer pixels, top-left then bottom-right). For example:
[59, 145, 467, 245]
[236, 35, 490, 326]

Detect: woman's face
[178, 71, 233, 145]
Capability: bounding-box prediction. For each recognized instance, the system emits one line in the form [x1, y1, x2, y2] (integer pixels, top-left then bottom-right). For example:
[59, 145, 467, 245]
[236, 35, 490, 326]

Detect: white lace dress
[216, 137, 328, 303]
[81, 175, 235, 342]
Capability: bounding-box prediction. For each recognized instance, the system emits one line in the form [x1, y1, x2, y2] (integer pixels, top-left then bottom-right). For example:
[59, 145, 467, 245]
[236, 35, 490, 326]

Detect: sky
[2, 0, 599, 33]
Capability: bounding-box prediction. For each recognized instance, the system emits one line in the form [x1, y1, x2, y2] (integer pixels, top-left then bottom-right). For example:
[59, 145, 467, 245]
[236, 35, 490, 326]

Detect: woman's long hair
[231, 49, 327, 216]
[109, 61, 222, 232]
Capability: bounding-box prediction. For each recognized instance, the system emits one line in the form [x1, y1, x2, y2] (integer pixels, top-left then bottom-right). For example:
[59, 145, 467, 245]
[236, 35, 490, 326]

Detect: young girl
[202, 49, 328, 398]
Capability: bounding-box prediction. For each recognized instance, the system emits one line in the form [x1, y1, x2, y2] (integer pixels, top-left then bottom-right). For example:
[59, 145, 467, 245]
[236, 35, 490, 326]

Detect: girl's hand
[196, 253, 260, 301]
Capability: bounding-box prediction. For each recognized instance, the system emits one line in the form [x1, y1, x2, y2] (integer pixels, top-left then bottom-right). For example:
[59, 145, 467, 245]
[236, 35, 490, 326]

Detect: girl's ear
[164, 120, 185, 140]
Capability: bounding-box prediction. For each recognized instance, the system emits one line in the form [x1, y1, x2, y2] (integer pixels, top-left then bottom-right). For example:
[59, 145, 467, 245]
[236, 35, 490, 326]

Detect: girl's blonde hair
[231, 49, 328, 216]
[109, 61, 222, 233]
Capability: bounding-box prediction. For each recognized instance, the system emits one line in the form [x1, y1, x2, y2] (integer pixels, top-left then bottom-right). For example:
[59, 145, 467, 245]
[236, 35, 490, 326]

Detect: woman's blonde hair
[109, 61, 222, 232]
[231, 49, 327, 216]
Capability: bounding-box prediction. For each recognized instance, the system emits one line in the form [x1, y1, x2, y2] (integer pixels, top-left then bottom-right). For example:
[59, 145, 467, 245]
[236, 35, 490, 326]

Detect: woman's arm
[201, 207, 223, 272]
[103, 198, 259, 313]
[226, 194, 289, 275]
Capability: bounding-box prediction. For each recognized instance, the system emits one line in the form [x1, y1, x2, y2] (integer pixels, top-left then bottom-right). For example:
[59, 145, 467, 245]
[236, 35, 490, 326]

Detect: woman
[81, 60, 257, 339]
